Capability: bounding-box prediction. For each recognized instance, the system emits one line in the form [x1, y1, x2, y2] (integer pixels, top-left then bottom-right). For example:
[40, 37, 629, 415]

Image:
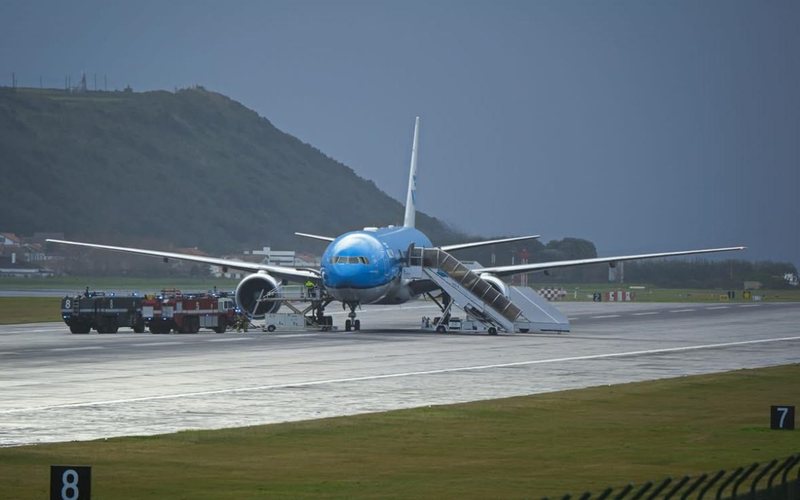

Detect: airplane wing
[294, 232, 335, 243]
[440, 235, 541, 252]
[474, 246, 746, 277]
[46, 239, 320, 281]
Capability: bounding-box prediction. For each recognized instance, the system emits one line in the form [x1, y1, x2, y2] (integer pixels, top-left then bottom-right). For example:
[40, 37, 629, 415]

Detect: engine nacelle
[480, 273, 509, 297]
[235, 272, 282, 318]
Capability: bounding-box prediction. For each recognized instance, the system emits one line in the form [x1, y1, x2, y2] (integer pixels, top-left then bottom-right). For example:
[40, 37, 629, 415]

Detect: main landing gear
[344, 302, 361, 332]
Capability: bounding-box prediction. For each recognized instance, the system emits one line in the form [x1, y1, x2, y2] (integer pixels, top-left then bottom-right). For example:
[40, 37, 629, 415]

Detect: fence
[543, 453, 800, 499]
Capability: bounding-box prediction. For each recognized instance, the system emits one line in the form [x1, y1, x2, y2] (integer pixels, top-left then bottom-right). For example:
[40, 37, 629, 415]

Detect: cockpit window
[331, 255, 370, 264]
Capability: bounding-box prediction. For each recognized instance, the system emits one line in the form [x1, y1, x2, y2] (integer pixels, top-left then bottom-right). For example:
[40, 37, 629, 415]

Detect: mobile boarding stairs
[406, 247, 569, 334]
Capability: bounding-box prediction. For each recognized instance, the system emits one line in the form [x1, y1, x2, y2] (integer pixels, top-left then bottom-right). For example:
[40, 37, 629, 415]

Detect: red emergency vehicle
[142, 289, 237, 334]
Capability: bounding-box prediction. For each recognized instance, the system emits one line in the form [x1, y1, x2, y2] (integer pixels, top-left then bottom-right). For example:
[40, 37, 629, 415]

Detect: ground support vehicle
[61, 293, 145, 334]
[255, 285, 335, 332]
[261, 312, 335, 332]
[421, 315, 492, 334]
[142, 290, 237, 334]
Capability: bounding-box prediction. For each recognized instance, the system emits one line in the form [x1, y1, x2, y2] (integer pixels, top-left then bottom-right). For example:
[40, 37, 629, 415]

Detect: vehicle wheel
[488, 327, 497, 335]
[345, 319, 352, 331]
[354, 319, 360, 331]
[435, 325, 446, 333]
[191, 317, 200, 333]
[133, 321, 145, 333]
[519, 328, 529, 333]
[97, 318, 115, 334]
[267, 324, 276, 332]
[213, 319, 226, 334]
[69, 322, 90, 334]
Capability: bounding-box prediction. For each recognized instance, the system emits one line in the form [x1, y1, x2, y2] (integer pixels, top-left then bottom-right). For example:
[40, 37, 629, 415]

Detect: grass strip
[1, 364, 798, 499]
[0, 297, 61, 324]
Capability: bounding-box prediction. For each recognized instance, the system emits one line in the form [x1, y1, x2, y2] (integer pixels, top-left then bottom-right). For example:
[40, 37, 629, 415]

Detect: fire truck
[142, 290, 238, 334]
[61, 292, 146, 334]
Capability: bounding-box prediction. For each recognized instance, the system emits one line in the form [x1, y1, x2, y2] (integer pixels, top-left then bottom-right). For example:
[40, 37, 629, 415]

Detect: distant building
[209, 247, 321, 278]
[0, 233, 21, 248]
[744, 281, 763, 290]
[0, 255, 54, 277]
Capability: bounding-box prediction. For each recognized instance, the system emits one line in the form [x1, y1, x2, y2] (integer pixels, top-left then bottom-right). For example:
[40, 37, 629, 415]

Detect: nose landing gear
[344, 302, 361, 331]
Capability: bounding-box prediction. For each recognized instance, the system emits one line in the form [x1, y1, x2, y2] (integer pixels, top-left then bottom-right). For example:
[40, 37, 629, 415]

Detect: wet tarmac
[1, 301, 798, 447]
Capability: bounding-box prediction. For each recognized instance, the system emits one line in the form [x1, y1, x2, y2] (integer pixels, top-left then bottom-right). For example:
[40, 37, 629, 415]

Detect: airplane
[47, 117, 745, 332]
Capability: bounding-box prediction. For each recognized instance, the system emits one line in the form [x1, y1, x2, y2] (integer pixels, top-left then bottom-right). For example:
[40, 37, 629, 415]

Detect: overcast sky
[2, 0, 798, 266]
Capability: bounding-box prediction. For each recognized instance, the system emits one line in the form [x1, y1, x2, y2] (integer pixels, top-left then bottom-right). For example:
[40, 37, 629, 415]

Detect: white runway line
[739, 304, 761, 308]
[669, 309, 695, 313]
[49, 346, 104, 352]
[591, 315, 621, 319]
[206, 337, 253, 343]
[632, 312, 659, 316]
[7, 335, 799, 415]
[706, 306, 729, 310]
[131, 341, 185, 347]
[271, 333, 323, 338]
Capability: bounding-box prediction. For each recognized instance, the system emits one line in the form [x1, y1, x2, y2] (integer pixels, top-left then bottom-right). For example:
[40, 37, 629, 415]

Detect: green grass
[0, 297, 61, 324]
[1, 365, 798, 499]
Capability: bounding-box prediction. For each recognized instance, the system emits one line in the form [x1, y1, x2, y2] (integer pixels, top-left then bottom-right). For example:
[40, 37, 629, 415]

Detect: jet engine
[480, 273, 509, 297]
[235, 272, 282, 318]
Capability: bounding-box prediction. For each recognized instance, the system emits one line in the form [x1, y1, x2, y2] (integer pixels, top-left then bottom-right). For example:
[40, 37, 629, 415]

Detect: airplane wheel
[354, 319, 360, 331]
[345, 319, 352, 331]
[488, 327, 497, 335]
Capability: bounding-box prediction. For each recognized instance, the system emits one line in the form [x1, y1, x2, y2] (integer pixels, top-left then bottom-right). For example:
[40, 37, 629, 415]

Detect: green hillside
[0, 86, 463, 253]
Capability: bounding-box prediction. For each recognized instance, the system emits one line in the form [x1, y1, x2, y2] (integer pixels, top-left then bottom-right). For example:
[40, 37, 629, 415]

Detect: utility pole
[11, 72, 16, 88]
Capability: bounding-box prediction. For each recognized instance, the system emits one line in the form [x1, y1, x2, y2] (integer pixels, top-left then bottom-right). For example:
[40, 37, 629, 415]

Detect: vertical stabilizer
[403, 116, 420, 228]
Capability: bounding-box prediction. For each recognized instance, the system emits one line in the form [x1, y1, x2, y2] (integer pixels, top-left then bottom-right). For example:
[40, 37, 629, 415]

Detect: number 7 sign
[771, 405, 795, 430]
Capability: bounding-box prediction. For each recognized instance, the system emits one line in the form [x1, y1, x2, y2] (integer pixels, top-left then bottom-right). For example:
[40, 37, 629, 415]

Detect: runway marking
[739, 304, 761, 308]
[131, 341, 185, 347]
[591, 315, 620, 319]
[1, 328, 66, 335]
[706, 306, 729, 310]
[669, 309, 695, 313]
[5, 335, 799, 415]
[271, 333, 323, 338]
[49, 346, 104, 352]
[632, 312, 659, 316]
[206, 338, 253, 343]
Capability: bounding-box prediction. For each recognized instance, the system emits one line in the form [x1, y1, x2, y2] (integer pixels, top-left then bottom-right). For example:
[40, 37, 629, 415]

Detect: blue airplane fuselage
[320, 226, 432, 304]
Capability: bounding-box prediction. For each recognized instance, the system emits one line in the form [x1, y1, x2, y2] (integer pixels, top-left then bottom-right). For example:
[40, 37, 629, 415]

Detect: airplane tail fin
[403, 116, 420, 228]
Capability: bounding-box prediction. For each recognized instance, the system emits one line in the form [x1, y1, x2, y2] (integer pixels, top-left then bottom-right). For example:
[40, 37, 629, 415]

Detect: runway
[1, 301, 798, 447]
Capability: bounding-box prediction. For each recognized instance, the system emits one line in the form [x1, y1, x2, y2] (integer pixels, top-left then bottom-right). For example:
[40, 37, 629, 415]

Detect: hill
[0, 86, 465, 253]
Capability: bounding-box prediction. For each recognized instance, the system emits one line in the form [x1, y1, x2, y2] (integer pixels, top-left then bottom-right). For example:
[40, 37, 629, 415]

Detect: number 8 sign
[50, 466, 91, 500]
